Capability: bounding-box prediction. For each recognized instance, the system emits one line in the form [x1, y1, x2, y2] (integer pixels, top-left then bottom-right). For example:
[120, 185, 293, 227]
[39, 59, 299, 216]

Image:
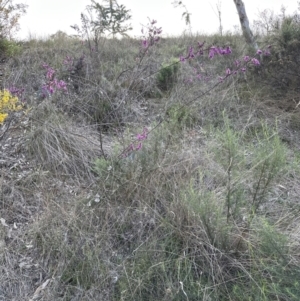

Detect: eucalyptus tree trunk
[233, 0, 258, 50]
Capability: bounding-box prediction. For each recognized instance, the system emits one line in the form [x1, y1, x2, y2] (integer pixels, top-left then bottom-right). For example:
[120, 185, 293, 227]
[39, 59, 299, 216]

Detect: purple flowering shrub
[140, 19, 162, 50]
[116, 22, 275, 159]
[62, 55, 85, 93]
[8, 86, 25, 103]
[179, 41, 271, 85]
[116, 18, 163, 97]
[120, 127, 148, 158]
[41, 63, 67, 99]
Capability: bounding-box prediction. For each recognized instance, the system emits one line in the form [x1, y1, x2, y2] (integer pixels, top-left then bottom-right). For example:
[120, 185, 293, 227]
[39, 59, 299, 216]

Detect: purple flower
[9, 86, 21, 95]
[226, 68, 231, 75]
[235, 60, 241, 67]
[215, 47, 222, 55]
[264, 49, 271, 56]
[241, 67, 246, 72]
[208, 46, 230, 58]
[57, 80, 67, 91]
[40, 64, 68, 98]
[216, 46, 232, 55]
[209, 47, 216, 59]
[179, 55, 186, 62]
[188, 46, 195, 58]
[256, 49, 262, 55]
[142, 39, 148, 48]
[47, 69, 55, 80]
[135, 143, 142, 150]
[137, 133, 144, 140]
[143, 127, 148, 136]
[197, 49, 204, 56]
[46, 84, 54, 94]
[243, 56, 250, 62]
[8, 86, 25, 101]
[136, 128, 148, 141]
[43, 64, 55, 80]
[224, 46, 232, 54]
[251, 58, 260, 66]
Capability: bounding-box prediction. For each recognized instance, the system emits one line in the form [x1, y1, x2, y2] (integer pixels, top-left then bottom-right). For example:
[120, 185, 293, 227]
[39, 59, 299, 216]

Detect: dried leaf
[29, 278, 51, 301]
[0, 218, 8, 227]
[19, 261, 32, 269]
[94, 193, 100, 203]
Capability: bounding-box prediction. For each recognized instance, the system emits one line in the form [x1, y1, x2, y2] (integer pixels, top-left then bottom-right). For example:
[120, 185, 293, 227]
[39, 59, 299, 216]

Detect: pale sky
[17, 0, 298, 39]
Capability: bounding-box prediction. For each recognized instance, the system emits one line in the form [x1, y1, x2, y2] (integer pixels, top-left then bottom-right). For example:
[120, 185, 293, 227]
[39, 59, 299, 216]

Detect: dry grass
[26, 100, 101, 182]
[1, 28, 300, 301]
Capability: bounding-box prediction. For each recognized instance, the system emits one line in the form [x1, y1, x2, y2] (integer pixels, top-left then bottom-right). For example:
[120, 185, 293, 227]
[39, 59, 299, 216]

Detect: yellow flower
[0, 113, 8, 124]
[0, 89, 22, 124]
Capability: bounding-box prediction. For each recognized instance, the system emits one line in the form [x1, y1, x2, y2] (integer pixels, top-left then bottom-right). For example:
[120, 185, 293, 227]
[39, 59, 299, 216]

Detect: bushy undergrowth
[248, 10, 300, 104]
[1, 14, 300, 300]
[16, 116, 298, 301]
[0, 38, 22, 57]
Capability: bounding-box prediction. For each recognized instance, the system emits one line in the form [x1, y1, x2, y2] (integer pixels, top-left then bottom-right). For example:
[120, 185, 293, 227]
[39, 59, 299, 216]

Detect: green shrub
[254, 13, 300, 99]
[0, 38, 21, 57]
[166, 103, 196, 129]
[156, 58, 180, 91]
[210, 115, 287, 225]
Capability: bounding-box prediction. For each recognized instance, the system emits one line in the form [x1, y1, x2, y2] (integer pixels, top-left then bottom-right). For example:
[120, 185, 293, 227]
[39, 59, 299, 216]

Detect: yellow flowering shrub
[0, 89, 23, 124]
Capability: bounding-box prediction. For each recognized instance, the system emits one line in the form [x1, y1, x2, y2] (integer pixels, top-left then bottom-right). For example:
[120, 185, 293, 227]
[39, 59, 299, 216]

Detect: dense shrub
[252, 11, 300, 100]
[156, 58, 180, 92]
